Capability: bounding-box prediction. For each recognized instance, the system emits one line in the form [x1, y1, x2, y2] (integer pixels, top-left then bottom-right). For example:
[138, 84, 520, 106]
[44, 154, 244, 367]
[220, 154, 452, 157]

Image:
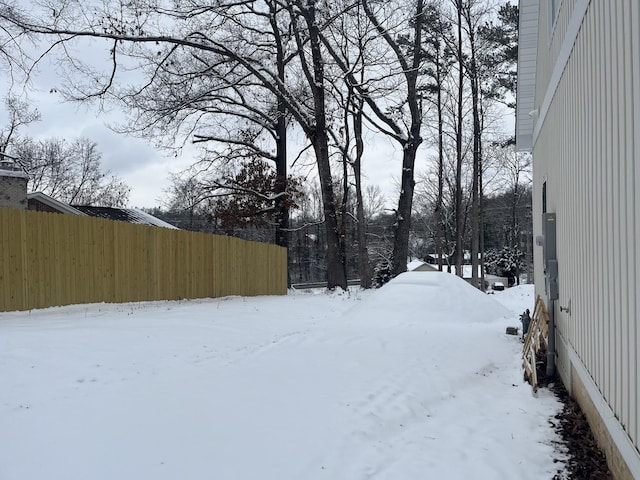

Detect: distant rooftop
[74, 206, 178, 229]
[27, 192, 88, 215]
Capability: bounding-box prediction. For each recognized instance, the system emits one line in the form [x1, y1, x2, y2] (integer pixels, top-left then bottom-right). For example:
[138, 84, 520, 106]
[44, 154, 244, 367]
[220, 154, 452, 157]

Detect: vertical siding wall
[534, 0, 577, 102]
[532, 0, 640, 455]
[0, 209, 287, 312]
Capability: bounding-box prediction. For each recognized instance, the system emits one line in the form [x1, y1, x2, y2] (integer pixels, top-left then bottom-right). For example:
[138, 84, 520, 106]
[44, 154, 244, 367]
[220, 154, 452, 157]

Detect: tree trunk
[274, 118, 288, 250]
[313, 137, 347, 289]
[340, 139, 349, 283]
[479, 79, 486, 291]
[511, 182, 519, 247]
[272, 3, 288, 251]
[468, 19, 480, 289]
[454, 0, 464, 278]
[391, 142, 419, 276]
[390, 0, 424, 277]
[435, 50, 445, 272]
[479, 143, 486, 291]
[304, 1, 347, 290]
[352, 98, 372, 288]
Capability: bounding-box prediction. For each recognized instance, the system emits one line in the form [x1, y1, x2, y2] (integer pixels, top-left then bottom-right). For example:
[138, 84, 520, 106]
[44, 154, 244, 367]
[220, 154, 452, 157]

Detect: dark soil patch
[533, 350, 612, 479]
[550, 382, 612, 479]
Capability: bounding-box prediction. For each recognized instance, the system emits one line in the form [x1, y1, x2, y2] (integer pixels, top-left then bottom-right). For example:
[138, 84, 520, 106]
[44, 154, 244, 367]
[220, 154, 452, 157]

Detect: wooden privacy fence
[0, 208, 287, 312]
[522, 295, 550, 392]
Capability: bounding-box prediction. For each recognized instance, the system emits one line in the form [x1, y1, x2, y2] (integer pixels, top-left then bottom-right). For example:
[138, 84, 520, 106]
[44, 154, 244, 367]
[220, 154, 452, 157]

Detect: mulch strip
[549, 381, 612, 479]
[534, 350, 612, 479]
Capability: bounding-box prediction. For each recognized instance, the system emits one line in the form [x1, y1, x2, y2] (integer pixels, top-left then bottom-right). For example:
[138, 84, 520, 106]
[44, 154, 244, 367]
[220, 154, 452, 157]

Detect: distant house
[0, 165, 176, 230]
[408, 259, 508, 290]
[27, 192, 88, 216]
[517, 1, 640, 478]
[407, 260, 438, 272]
[423, 253, 447, 265]
[25, 193, 178, 229]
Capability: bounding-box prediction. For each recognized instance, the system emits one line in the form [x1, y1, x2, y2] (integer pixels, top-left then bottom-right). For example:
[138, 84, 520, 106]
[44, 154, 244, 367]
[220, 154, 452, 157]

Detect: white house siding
[533, 0, 578, 103]
[529, 0, 640, 473]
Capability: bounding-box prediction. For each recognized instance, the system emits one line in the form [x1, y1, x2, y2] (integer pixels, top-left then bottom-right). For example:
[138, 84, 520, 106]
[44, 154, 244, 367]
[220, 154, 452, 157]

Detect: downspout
[546, 299, 556, 378]
[540, 212, 558, 379]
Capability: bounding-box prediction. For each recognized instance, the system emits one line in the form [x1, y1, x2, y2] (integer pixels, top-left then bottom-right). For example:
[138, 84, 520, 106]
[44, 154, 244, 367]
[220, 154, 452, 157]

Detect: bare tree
[164, 171, 214, 231]
[363, 185, 386, 223]
[494, 145, 532, 248]
[13, 136, 130, 206]
[460, 0, 494, 287]
[420, 1, 456, 271]
[322, 0, 376, 287]
[459, 0, 510, 288]
[319, 0, 430, 278]
[0, 94, 40, 161]
[453, 0, 465, 277]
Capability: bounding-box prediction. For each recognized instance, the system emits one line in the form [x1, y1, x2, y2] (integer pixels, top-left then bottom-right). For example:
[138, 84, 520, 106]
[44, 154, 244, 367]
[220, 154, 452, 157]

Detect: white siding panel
[531, 0, 639, 452]
[604, 1, 616, 413]
[574, 26, 596, 363]
[585, 7, 597, 377]
[612, 1, 624, 424]
[615, 0, 630, 434]
[595, 0, 606, 393]
[632, 0, 640, 449]
[619, 0, 630, 440]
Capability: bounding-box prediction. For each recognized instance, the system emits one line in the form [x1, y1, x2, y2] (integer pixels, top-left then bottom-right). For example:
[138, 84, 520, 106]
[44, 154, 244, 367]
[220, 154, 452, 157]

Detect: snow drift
[349, 271, 511, 324]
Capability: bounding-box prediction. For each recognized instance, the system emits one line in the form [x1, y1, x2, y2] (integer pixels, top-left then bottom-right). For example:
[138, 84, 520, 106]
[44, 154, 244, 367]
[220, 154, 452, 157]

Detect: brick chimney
[0, 160, 29, 210]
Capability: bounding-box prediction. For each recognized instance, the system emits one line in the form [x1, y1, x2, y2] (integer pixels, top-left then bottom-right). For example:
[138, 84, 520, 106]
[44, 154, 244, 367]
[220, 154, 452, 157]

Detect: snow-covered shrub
[373, 259, 392, 288]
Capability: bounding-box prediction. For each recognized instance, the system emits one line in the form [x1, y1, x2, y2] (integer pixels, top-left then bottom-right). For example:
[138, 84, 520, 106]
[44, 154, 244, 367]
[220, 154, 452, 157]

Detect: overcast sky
[2, 69, 406, 210]
[2, 80, 195, 208]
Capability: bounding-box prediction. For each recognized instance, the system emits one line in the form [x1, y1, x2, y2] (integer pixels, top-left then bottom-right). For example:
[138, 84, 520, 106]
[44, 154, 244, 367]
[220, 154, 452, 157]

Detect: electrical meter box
[541, 213, 559, 300]
[542, 213, 557, 269]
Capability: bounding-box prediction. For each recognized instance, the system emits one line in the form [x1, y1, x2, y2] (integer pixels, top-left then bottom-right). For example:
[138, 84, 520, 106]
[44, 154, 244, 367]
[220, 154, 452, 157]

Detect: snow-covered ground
[0, 272, 566, 479]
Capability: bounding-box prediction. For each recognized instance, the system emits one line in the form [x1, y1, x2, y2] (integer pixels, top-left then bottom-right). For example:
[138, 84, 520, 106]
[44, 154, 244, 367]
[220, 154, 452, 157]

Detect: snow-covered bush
[484, 246, 525, 282]
[373, 259, 393, 287]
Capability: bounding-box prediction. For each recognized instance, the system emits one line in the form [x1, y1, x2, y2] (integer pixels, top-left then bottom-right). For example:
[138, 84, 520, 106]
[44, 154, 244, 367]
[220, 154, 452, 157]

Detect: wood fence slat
[0, 209, 286, 312]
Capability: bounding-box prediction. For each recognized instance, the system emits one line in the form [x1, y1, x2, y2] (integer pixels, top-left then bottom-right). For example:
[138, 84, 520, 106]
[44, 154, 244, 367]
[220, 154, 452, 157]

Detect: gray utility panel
[542, 213, 559, 301]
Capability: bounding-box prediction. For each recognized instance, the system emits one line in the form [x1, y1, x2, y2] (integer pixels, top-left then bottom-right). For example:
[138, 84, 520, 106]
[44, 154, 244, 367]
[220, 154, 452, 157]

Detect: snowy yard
[1, 272, 566, 479]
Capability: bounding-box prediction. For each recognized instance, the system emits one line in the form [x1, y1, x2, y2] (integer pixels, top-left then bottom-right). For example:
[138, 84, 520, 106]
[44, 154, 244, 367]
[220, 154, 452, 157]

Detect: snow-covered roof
[74, 206, 178, 229]
[129, 208, 179, 230]
[407, 259, 439, 272]
[407, 259, 426, 271]
[27, 192, 88, 216]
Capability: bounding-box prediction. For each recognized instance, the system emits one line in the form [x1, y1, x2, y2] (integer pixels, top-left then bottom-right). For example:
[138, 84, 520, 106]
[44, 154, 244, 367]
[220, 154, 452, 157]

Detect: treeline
[147, 172, 532, 286]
